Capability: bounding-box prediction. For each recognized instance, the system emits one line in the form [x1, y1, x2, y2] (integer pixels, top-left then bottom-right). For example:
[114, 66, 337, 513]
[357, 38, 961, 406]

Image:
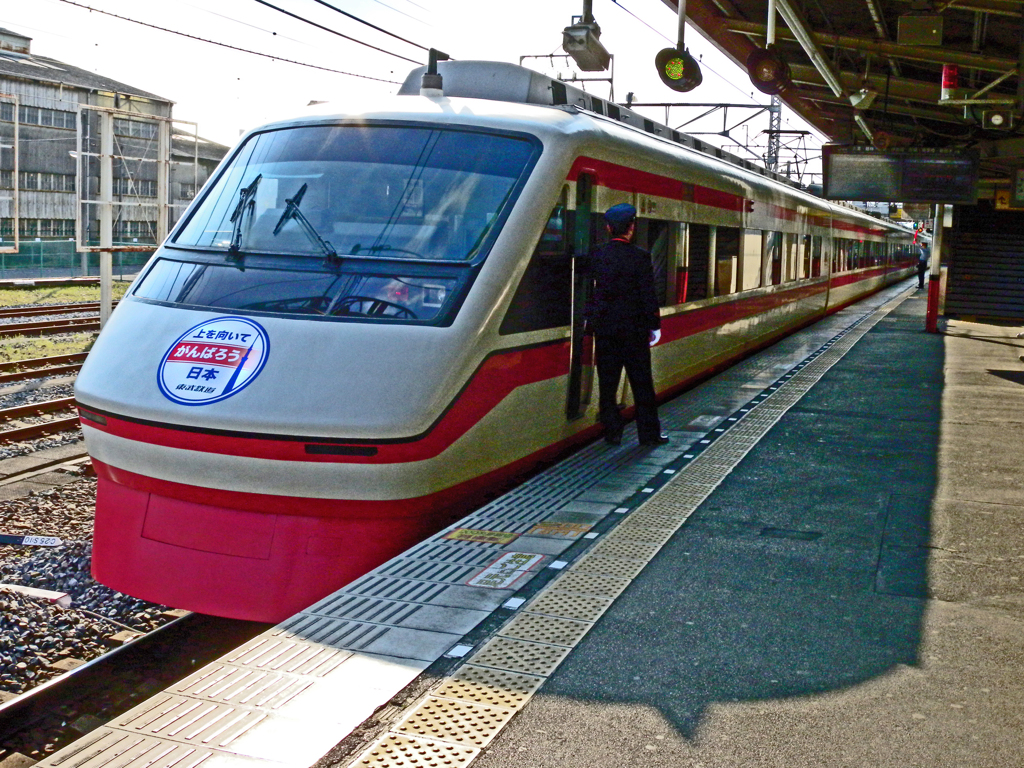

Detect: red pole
[925, 203, 944, 333]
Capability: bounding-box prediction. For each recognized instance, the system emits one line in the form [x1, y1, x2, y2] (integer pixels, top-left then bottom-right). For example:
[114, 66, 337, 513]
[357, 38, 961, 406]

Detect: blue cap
[604, 203, 636, 225]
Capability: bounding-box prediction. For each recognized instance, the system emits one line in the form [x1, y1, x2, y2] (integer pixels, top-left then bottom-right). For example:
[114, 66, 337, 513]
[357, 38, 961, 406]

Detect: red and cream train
[74, 62, 918, 621]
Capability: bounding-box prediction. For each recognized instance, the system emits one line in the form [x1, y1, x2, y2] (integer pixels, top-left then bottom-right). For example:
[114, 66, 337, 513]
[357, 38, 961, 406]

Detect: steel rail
[0, 352, 89, 375]
[0, 302, 103, 319]
[0, 318, 100, 339]
[0, 397, 77, 423]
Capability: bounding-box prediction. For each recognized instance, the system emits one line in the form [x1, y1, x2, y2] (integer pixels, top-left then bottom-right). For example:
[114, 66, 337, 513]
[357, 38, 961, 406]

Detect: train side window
[499, 197, 572, 334]
[635, 218, 674, 306]
[766, 231, 783, 285]
[715, 226, 740, 296]
[740, 229, 762, 290]
[686, 223, 711, 300]
[801, 235, 812, 278]
[784, 233, 798, 282]
[811, 235, 822, 277]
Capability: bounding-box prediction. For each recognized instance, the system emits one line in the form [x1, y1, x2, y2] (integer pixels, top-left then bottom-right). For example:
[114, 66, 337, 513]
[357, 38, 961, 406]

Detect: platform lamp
[655, 0, 702, 92]
[746, 0, 791, 95]
[563, 0, 611, 72]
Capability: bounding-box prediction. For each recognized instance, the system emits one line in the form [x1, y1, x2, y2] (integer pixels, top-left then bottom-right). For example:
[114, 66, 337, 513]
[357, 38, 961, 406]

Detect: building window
[16, 172, 75, 192]
[114, 118, 158, 139]
[180, 182, 196, 200]
[0, 104, 76, 129]
[0, 218, 76, 238]
[113, 220, 157, 241]
[113, 177, 156, 196]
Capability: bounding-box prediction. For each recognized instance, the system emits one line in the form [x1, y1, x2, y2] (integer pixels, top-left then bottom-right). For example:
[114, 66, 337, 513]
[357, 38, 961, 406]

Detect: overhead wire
[309, 0, 428, 51]
[250, 0, 421, 64]
[55, 0, 403, 84]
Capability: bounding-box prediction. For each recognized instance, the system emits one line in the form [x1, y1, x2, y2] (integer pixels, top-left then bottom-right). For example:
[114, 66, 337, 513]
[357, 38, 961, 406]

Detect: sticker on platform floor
[444, 528, 519, 545]
[467, 552, 544, 589]
[527, 521, 593, 539]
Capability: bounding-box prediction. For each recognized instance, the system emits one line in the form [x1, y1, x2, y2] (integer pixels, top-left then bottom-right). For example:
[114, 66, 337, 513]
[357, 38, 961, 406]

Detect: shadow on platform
[540, 295, 944, 739]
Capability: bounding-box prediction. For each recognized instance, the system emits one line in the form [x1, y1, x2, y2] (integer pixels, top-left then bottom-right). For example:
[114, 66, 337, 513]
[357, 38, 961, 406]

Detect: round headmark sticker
[158, 317, 270, 406]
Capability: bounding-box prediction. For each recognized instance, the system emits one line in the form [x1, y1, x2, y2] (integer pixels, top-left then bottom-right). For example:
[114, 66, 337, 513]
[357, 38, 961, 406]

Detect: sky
[0, 0, 826, 181]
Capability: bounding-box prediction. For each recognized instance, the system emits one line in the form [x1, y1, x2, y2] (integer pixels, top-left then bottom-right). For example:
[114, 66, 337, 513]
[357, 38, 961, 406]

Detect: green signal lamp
[655, 48, 702, 93]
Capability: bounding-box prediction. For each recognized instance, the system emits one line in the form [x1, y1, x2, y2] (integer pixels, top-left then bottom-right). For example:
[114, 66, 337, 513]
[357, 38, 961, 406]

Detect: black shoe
[640, 433, 670, 446]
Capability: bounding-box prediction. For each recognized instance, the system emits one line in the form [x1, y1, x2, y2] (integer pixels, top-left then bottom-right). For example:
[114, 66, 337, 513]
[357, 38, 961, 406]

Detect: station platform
[39, 279, 1024, 768]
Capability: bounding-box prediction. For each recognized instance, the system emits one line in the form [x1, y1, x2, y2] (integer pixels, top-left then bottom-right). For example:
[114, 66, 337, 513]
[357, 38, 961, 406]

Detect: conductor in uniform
[586, 203, 669, 447]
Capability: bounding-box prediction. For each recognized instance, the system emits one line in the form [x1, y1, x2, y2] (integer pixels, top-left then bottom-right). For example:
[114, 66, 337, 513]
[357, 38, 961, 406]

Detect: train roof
[240, 61, 917, 238]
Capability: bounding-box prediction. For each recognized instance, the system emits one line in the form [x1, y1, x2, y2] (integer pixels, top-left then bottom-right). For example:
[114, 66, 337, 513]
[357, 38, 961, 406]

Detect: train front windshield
[139, 123, 539, 323]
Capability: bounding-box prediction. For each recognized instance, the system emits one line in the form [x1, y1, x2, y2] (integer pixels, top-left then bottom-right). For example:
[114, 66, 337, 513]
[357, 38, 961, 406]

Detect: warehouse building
[0, 27, 228, 276]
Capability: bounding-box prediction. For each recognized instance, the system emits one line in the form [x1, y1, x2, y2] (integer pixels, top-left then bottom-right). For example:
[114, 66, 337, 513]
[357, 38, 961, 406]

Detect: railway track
[0, 302, 106, 320]
[0, 300, 119, 339]
[0, 317, 99, 339]
[0, 612, 270, 760]
[0, 354, 92, 445]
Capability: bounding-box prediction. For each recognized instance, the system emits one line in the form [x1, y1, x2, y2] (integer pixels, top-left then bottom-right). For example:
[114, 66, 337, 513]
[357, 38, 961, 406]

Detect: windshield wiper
[272, 183, 340, 264]
[228, 174, 262, 255]
[350, 244, 425, 259]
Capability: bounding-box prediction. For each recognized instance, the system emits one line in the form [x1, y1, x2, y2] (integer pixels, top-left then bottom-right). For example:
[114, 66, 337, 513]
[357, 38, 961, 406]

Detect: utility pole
[765, 95, 781, 171]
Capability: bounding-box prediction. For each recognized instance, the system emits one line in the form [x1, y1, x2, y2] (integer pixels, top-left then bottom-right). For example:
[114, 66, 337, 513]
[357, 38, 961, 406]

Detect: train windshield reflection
[133, 259, 460, 322]
[174, 124, 539, 262]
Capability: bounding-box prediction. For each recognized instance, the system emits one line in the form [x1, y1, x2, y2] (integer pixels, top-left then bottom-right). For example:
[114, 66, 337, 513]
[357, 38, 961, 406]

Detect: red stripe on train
[566, 156, 889, 237]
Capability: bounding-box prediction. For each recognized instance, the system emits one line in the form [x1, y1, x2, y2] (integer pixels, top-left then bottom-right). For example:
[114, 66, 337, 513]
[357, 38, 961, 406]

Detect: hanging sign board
[822, 145, 979, 204]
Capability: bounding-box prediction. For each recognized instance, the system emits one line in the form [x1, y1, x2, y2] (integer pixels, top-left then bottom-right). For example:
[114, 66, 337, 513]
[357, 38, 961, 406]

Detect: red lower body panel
[91, 477, 454, 623]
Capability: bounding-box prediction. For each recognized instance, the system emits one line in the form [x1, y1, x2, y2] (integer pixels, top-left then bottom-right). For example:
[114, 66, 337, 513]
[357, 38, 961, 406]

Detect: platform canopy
[671, 0, 1024, 200]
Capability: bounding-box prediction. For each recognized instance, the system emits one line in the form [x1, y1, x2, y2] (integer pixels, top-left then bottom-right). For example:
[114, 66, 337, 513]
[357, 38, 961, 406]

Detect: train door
[566, 173, 594, 420]
[686, 224, 711, 299]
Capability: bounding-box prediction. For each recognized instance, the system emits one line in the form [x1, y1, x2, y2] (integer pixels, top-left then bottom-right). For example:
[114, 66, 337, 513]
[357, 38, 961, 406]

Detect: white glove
[649, 328, 661, 347]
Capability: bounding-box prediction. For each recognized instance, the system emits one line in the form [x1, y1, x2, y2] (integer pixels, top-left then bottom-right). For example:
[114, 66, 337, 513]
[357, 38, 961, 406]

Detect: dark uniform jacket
[585, 239, 661, 336]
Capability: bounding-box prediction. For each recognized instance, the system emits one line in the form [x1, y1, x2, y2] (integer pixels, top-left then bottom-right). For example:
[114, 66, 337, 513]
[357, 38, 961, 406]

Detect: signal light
[655, 48, 702, 93]
[746, 45, 790, 95]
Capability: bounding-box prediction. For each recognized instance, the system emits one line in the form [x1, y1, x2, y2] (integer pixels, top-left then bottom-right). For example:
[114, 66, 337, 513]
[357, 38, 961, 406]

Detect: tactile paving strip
[498, 612, 592, 646]
[468, 636, 574, 677]
[352, 733, 479, 767]
[394, 697, 516, 747]
[433, 665, 545, 709]
[584, 538, 663, 561]
[524, 590, 616, 621]
[547, 570, 632, 598]
[571, 554, 650, 579]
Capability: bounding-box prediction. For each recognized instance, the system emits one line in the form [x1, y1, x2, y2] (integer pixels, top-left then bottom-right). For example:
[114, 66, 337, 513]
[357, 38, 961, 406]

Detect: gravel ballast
[0, 478, 173, 697]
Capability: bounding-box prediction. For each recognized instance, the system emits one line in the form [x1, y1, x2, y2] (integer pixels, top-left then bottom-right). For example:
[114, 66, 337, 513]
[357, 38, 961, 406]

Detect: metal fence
[0, 240, 148, 281]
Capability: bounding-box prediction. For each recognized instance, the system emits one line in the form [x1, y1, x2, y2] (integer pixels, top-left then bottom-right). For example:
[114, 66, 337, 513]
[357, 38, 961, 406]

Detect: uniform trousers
[595, 330, 661, 442]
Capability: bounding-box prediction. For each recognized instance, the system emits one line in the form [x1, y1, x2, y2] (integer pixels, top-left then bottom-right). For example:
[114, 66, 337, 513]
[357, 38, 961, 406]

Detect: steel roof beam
[722, 19, 1020, 73]
[787, 64, 942, 102]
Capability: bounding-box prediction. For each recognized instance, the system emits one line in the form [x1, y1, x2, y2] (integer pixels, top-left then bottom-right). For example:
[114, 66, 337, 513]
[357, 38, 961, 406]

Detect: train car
[74, 62, 918, 622]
